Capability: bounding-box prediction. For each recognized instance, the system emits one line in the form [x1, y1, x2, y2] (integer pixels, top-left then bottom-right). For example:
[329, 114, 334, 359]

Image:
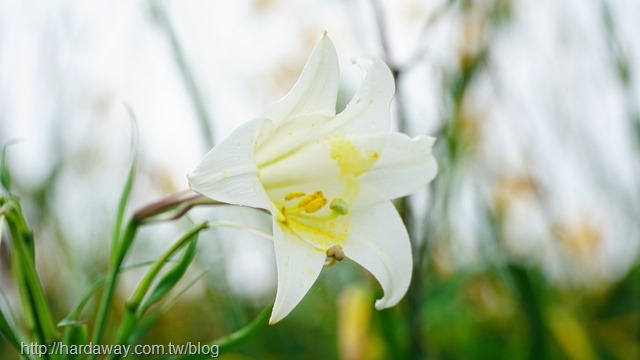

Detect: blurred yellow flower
[188, 33, 438, 324]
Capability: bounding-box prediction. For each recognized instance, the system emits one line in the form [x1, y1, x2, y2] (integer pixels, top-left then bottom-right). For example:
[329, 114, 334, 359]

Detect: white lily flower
[188, 33, 438, 324]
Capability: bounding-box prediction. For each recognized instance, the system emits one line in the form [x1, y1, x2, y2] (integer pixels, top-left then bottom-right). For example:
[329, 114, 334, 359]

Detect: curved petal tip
[263, 32, 340, 121]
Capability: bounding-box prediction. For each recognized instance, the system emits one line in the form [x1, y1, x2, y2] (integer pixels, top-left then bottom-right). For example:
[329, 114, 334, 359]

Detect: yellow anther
[278, 207, 288, 224]
[326, 245, 345, 261]
[304, 197, 327, 213]
[284, 192, 306, 200]
[297, 194, 316, 207]
[297, 191, 324, 208]
[329, 198, 349, 215]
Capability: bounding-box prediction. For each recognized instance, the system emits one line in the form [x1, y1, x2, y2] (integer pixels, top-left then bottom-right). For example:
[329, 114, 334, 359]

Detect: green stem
[131, 223, 205, 307]
[90, 192, 239, 357]
[3, 198, 58, 357]
[112, 222, 209, 354]
[111, 221, 273, 358]
[90, 220, 139, 356]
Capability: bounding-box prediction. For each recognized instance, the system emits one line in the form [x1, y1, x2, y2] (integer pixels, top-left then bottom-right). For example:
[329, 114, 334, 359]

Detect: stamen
[304, 197, 327, 213]
[326, 245, 345, 261]
[284, 192, 306, 200]
[297, 191, 324, 208]
[297, 194, 316, 207]
[329, 198, 349, 215]
[278, 207, 288, 224]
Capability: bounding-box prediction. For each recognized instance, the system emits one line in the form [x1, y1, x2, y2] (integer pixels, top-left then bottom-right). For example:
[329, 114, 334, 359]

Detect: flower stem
[111, 222, 209, 355]
[90, 190, 226, 357]
[109, 221, 272, 359]
[90, 219, 139, 358]
[133, 190, 202, 221]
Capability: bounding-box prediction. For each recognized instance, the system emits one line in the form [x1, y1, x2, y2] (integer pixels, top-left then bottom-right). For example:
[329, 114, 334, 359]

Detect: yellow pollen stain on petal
[284, 191, 306, 200]
[328, 137, 379, 177]
[304, 197, 328, 213]
[286, 217, 347, 248]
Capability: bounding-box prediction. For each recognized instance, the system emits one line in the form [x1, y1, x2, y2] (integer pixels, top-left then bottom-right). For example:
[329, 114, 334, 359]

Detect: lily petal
[188, 118, 272, 210]
[256, 49, 394, 167]
[330, 56, 395, 135]
[270, 221, 327, 324]
[254, 114, 332, 168]
[189, 33, 436, 324]
[359, 133, 438, 200]
[264, 33, 340, 122]
[342, 200, 412, 310]
[259, 137, 340, 191]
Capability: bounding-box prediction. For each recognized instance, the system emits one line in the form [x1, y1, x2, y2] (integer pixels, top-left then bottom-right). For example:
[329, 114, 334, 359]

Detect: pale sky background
[0, 0, 639, 302]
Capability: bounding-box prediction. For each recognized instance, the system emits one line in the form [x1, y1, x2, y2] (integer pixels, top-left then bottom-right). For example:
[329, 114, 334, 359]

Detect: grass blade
[0, 141, 19, 192]
[3, 197, 59, 348]
[0, 299, 21, 352]
[111, 104, 139, 260]
[91, 104, 139, 350]
[138, 234, 198, 316]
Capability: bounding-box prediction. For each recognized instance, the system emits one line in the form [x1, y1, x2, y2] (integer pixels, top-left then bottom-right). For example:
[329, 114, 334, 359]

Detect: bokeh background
[1, 0, 639, 359]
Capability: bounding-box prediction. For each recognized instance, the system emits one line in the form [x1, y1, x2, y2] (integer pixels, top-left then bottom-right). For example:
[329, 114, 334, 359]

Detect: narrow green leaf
[10, 245, 35, 334]
[0, 212, 5, 258]
[111, 104, 139, 261]
[60, 261, 157, 327]
[509, 265, 546, 360]
[59, 278, 103, 328]
[108, 223, 209, 360]
[91, 105, 139, 351]
[13, 232, 59, 342]
[0, 303, 21, 352]
[5, 200, 58, 344]
[138, 234, 198, 316]
[0, 141, 17, 192]
[128, 310, 163, 344]
[60, 323, 88, 360]
[130, 271, 208, 343]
